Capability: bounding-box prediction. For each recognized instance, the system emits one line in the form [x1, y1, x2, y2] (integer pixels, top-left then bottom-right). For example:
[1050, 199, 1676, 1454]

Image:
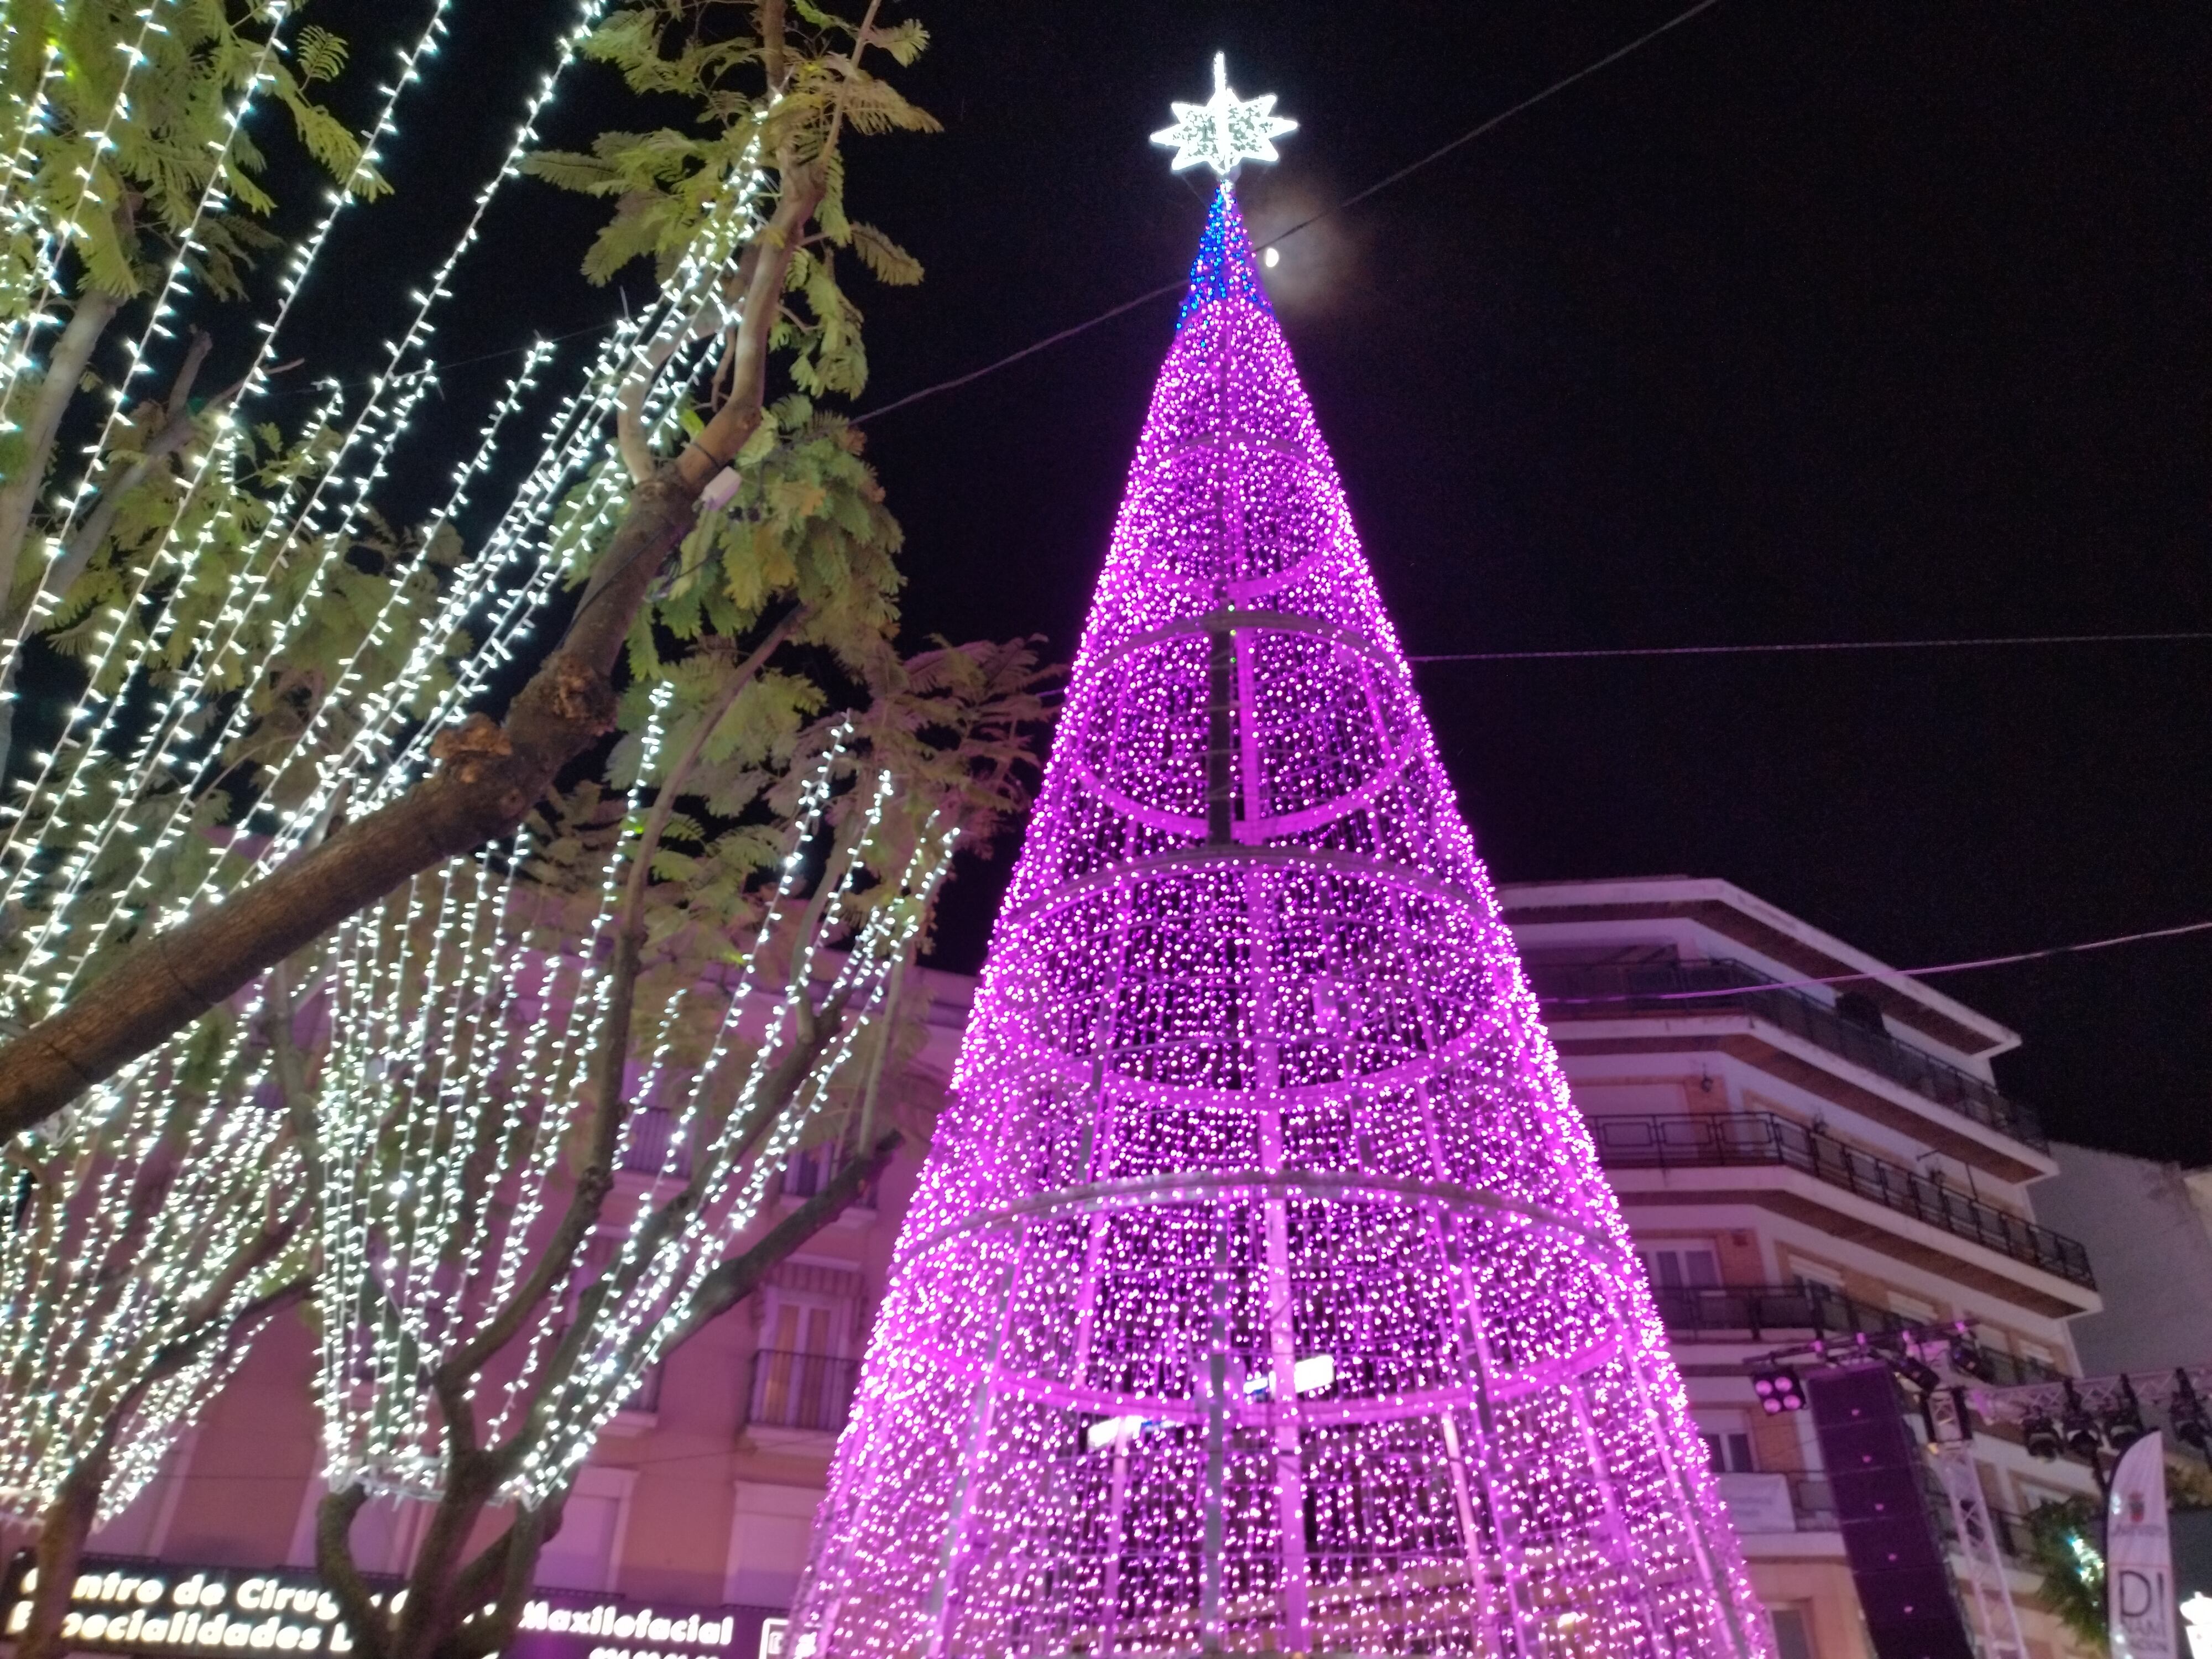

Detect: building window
[1890, 1292, 1938, 1326]
[752, 1297, 852, 1433]
[1639, 1244, 1720, 1291]
[1694, 1410, 1757, 1474]
[747, 1262, 865, 1436]
[1770, 1606, 1817, 1659]
[1791, 1260, 1845, 1295]
[534, 1465, 634, 1592]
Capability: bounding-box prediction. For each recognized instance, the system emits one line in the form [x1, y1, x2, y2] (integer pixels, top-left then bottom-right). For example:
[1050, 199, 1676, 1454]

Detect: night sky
[263, 3, 2212, 1161]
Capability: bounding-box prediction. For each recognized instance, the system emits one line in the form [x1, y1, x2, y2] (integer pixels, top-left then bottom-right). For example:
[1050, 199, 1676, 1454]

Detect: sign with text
[1, 1555, 784, 1659]
[2109, 1434, 2177, 1659]
[2, 1560, 362, 1654]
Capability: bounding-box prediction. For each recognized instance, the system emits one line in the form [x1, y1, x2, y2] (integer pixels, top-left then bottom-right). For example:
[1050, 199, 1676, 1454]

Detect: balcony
[743, 1348, 858, 1436]
[619, 1109, 690, 1176]
[1657, 1281, 1903, 1345]
[1526, 958, 2046, 1151]
[1653, 1282, 2067, 1384]
[618, 1119, 875, 1213]
[1719, 1470, 2032, 1564]
[1593, 1113, 2094, 1288]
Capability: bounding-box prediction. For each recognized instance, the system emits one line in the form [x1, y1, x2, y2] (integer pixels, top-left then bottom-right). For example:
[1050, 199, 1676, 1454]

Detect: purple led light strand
[792, 183, 1772, 1658]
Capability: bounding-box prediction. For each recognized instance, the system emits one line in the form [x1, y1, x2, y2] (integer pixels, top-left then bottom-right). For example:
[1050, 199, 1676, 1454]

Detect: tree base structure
[789, 185, 1772, 1659]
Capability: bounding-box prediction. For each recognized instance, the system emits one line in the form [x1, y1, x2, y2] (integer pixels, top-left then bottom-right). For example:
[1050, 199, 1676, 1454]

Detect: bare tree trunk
[388, 1456, 500, 1659]
[315, 1485, 387, 1659]
[13, 1443, 108, 1659]
[0, 291, 121, 615]
[319, 1135, 900, 1659]
[0, 167, 828, 1139]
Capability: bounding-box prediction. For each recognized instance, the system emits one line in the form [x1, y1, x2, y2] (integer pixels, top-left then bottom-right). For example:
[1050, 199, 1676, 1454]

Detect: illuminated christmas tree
[792, 63, 1771, 1659]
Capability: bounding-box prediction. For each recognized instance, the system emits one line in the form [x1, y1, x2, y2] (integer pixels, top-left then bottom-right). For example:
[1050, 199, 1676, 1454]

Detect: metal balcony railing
[1526, 958, 2047, 1151]
[618, 1119, 877, 1214]
[619, 1109, 688, 1176]
[1593, 1113, 2094, 1288]
[774, 1145, 878, 1209]
[1652, 1282, 2069, 1384]
[1655, 1281, 1905, 1344]
[743, 1348, 858, 1435]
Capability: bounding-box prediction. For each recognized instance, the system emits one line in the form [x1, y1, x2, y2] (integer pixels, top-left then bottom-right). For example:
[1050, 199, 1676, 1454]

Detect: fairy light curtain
[0, 0, 769, 1533]
[790, 181, 1773, 1657]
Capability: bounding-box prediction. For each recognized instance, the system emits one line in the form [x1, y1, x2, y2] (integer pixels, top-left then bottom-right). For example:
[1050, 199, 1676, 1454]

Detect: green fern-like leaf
[276, 86, 377, 195]
[72, 199, 139, 297]
[848, 222, 921, 285]
[863, 19, 928, 67]
[581, 196, 676, 284]
[293, 24, 346, 85]
[520, 149, 629, 196]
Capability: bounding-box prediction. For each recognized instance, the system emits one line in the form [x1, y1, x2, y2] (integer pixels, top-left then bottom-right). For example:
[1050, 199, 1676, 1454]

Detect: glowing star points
[1150, 52, 1296, 176]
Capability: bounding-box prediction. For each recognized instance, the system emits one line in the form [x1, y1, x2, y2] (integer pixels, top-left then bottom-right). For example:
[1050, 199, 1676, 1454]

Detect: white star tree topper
[1151, 53, 1298, 175]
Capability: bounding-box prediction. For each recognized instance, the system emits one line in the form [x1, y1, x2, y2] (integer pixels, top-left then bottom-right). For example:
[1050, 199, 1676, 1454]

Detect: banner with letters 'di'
[2110, 1433, 2178, 1659]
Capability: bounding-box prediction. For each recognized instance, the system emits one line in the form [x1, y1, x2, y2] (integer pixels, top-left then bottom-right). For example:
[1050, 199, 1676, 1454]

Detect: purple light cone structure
[791, 185, 1772, 1659]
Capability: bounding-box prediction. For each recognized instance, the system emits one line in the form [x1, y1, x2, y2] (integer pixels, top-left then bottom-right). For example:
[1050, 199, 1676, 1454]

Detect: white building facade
[1500, 875, 2104, 1659]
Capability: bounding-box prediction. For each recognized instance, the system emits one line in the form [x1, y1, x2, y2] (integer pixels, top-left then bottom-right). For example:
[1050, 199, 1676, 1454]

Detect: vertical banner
[2110, 1433, 2177, 1659]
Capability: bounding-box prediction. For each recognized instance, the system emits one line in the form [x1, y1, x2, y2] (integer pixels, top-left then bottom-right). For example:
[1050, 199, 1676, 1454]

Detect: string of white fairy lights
[1, 86, 749, 986]
[0, 0, 191, 421]
[526, 808, 954, 1498]
[310, 706, 951, 1503]
[0, 984, 304, 1526]
[1, 0, 851, 1521]
[0, 0, 631, 1011]
[28, 1, 330, 569]
[0, 37, 64, 310]
[87, 251, 740, 988]
[0, 0, 596, 1522]
[0, 0, 475, 853]
[0, 0, 458, 871]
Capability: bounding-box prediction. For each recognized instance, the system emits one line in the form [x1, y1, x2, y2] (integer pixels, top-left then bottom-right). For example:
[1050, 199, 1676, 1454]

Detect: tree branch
[758, 0, 786, 92]
[35, 331, 222, 610]
[0, 159, 830, 1138]
[617, 602, 807, 954]
[315, 1485, 386, 1659]
[0, 291, 121, 620]
[665, 1130, 900, 1354]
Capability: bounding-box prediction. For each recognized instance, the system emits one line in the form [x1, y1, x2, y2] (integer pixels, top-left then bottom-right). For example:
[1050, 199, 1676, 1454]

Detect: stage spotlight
[1751, 1366, 1806, 1414]
[2022, 1413, 2063, 1460]
[1896, 1355, 1942, 1394]
[2103, 1376, 2149, 1449]
[2172, 1371, 2211, 1460]
[1948, 1333, 1997, 1383]
[2062, 1383, 2101, 1460]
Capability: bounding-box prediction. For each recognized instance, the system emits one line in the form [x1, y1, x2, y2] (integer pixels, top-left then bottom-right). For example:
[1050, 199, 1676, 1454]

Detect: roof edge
[1496, 875, 2023, 1061]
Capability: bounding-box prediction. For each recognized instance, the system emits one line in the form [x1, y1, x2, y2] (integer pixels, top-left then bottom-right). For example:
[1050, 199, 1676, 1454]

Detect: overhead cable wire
[1410, 630, 2212, 664]
[854, 0, 1728, 427]
[1542, 917, 2212, 1005]
[228, 0, 1730, 427]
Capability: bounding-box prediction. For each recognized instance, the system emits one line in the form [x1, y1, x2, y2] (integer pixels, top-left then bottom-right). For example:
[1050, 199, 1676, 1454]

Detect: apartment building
[5, 883, 2107, 1659]
[1500, 875, 2104, 1659]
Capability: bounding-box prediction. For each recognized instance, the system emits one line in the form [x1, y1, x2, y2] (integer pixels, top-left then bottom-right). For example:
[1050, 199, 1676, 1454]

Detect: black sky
[293, 2, 2210, 1161]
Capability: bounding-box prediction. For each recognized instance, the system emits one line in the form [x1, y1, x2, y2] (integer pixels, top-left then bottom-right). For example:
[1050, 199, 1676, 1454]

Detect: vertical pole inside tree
[787, 169, 1770, 1659]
